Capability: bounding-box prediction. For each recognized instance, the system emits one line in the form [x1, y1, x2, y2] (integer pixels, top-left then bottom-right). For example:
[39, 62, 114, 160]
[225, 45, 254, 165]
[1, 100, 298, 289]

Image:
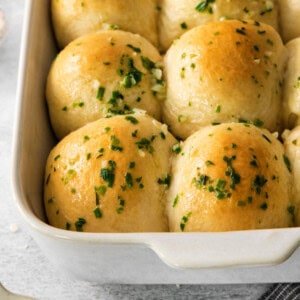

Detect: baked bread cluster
[44, 0, 300, 232]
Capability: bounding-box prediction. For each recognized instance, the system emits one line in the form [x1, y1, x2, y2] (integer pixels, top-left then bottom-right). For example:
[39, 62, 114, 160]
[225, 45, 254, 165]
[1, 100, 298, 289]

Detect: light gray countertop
[0, 1, 272, 299]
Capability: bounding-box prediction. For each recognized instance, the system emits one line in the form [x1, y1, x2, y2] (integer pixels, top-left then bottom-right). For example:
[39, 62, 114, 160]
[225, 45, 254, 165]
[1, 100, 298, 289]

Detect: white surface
[0, 1, 272, 299]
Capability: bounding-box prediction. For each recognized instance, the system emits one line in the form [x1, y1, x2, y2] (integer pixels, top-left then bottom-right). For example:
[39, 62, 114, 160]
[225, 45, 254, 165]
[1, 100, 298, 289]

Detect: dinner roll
[162, 20, 287, 139]
[158, 0, 279, 51]
[167, 123, 295, 232]
[282, 38, 300, 129]
[278, 0, 300, 43]
[46, 30, 164, 140]
[44, 113, 177, 232]
[282, 127, 300, 226]
[51, 0, 159, 48]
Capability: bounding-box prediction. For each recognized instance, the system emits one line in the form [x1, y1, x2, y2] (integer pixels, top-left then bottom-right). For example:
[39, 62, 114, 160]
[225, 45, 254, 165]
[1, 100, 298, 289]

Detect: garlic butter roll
[46, 30, 164, 140]
[44, 113, 177, 232]
[158, 0, 279, 52]
[52, 0, 159, 48]
[162, 20, 286, 139]
[167, 123, 295, 232]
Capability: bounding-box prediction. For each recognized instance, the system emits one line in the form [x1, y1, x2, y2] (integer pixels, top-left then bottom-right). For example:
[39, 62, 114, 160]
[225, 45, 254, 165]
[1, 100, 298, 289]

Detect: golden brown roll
[44, 113, 177, 232]
[167, 123, 295, 232]
[282, 37, 300, 129]
[46, 30, 164, 140]
[158, 0, 279, 51]
[278, 0, 300, 43]
[162, 20, 287, 139]
[282, 127, 300, 226]
[51, 0, 159, 48]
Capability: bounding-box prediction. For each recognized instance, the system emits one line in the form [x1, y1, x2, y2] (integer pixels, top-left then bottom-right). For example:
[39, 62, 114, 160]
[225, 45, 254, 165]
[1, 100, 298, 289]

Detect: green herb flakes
[126, 44, 141, 53]
[129, 162, 135, 169]
[180, 22, 188, 29]
[141, 56, 155, 70]
[135, 137, 155, 154]
[262, 134, 272, 143]
[216, 105, 221, 113]
[193, 174, 210, 188]
[75, 218, 86, 231]
[66, 222, 71, 230]
[132, 129, 138, 137]
[160, 132, 166, 139]
[83, 135, 90, 142]
[100, 160, 116, 187]
[173, 194, 179, 208]
[253, 119, 264, 128]
[120, 57, 143, 88]
[62, 169, 76, 184]
[253, 175, 267, 194]
[96, 148, 105, 159]
[180, 212, 192, 231]
[117, 195, 125, 214]
[205, 160, 215, 166]
[125, 172, 134, 188]
[172, 143, 182, 154]
[93, 207, 102, 218]
[157, 174, 171, 187]
[283, 155, 292, 173]
[125, 115, 139, 124]
[95, 185, 107, 196]
[236, 27, 246, 35]
[195, 0, 215, 14]
[260, 202, 268, 210]
[97, 86, 105, 100]
[45, 173, 51, 185]
[110, 135, 123, 151]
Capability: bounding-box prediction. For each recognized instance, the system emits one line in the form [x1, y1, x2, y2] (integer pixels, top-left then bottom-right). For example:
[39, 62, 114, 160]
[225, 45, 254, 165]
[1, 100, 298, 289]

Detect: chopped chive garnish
[125, 172, 134, 188]
[97, 87, 105, 100]
[262, 134, 272, 143]
[260, 202, 268, 210]
[93, 207, 102, 218]
[173, 194, 179, 208]
[157, 174, 171, 187]
[125, 115, 139, 124]
[283, 154, 292, 173]
[75, 218, 86, 231]
[126, 44, 141, 53]
[180, 212, 192, 231]
[100, 160, 116, 187]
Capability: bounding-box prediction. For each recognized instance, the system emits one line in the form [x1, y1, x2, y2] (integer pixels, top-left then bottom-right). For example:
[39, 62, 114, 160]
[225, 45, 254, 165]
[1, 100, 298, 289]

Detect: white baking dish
[12, 0, 300, 284]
